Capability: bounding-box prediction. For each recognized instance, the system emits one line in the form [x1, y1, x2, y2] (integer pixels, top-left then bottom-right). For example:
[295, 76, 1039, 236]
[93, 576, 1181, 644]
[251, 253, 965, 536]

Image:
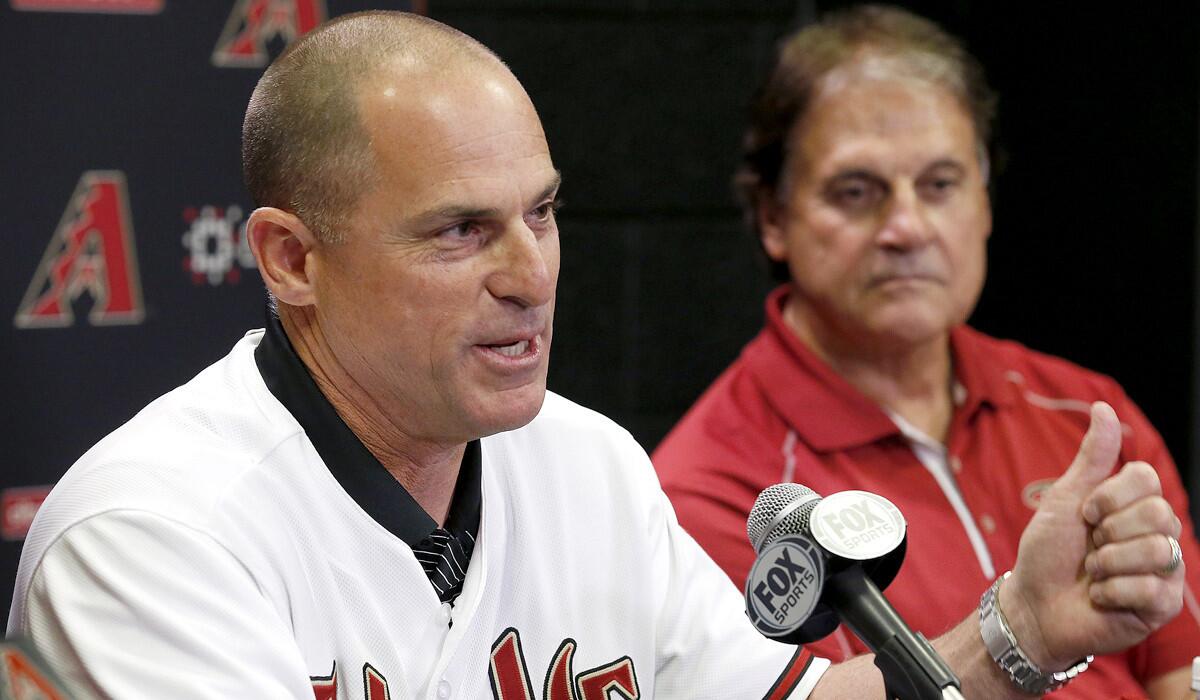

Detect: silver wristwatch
[979, 571, 1093, 695]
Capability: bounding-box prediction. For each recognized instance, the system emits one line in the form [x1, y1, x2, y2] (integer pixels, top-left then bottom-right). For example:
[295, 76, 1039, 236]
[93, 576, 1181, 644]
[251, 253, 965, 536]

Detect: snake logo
[211, 0, 326, 68]
[14, 171, 144, 329]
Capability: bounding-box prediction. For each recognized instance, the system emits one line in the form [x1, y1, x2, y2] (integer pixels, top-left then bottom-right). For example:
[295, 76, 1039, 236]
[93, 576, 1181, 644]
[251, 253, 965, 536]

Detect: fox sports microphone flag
[744, 484, 828, 641]
[744, 483, 909, 644]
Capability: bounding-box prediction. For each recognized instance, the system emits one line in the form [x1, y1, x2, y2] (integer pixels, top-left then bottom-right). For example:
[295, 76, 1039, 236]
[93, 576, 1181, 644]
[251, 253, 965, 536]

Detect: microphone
[745, 483, 908, 643]
[744, 483, 963, 700]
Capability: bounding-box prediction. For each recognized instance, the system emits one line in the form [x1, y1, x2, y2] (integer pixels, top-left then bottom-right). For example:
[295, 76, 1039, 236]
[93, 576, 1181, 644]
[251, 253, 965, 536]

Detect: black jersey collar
[254, 310, 481, 548]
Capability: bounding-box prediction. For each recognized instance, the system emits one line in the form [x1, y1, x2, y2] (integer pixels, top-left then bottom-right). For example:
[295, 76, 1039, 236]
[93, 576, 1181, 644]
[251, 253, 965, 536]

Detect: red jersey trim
[762, 647, 814, 700]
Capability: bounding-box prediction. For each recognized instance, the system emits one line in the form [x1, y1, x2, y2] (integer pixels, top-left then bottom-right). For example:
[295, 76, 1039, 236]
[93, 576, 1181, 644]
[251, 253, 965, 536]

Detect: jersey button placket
[436, 679, 452, 699]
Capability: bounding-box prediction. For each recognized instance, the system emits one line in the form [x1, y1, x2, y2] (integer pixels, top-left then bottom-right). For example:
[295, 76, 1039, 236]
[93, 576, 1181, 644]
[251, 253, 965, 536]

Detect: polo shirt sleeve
[13, 510, 315, 699]
[1112, 391, 1200, 684]
[632, 438, 830, 698]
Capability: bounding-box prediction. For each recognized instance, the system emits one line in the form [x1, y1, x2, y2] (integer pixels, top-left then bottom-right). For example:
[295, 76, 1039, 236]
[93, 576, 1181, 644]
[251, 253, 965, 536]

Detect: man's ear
[246, 207, 319, 307]
[756, 189, 788, 262]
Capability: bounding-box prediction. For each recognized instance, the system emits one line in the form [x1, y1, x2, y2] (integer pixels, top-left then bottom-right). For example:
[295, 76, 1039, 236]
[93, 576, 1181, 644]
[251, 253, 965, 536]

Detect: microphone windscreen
[747, 482, 820, 551]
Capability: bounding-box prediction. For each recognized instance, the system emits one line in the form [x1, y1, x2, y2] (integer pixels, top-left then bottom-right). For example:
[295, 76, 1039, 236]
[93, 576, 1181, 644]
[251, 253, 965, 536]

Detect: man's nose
[876, 186, 934, 249]
[488, 223, 555, 308]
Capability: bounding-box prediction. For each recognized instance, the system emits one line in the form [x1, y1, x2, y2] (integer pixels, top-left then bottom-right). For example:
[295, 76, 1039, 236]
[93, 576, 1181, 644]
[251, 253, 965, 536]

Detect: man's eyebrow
[827, 169, 878, 181]
[923, 158, 968, 172]
[824, 159, 967, 182]
[821, 169, 885, 188]
[424, 204, 501, 223]
[535, 171, 563, 205]
[412, 171, 563, 226]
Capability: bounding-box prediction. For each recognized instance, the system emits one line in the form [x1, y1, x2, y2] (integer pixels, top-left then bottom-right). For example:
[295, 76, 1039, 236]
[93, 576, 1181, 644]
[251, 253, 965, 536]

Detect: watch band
[979, 571, 1093, 695]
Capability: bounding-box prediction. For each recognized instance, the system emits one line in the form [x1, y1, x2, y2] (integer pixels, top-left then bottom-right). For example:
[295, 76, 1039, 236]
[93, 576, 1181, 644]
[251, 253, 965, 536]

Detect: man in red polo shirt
[653, 6, 1200, 699]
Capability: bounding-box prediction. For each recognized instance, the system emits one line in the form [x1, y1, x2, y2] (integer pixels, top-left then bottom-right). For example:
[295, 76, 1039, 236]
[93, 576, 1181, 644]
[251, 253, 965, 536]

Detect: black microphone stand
[825, 567, 965, 700]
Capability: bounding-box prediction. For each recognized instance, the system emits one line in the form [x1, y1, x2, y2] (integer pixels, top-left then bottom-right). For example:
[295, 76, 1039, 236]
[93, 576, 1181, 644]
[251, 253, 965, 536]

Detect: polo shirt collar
[745, 285, 1008, 452]
[948, 325, 1016, 411]
[745, 286, 899, 453]
[253, 310, 481, 548]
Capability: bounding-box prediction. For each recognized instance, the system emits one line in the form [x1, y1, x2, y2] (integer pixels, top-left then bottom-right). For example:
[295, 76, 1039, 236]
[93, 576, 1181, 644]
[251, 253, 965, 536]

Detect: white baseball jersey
[8, 324, 828, 699]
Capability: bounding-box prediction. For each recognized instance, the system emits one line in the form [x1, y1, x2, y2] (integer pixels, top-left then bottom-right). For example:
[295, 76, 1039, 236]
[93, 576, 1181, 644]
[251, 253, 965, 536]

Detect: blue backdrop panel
[1, 0, 413, 613]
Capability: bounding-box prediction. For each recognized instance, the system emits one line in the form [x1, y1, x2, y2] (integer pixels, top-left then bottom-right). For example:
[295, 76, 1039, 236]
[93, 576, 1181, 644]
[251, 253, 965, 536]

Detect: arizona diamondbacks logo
[14, 171, 144, 329]
[211, 0, 326, 68]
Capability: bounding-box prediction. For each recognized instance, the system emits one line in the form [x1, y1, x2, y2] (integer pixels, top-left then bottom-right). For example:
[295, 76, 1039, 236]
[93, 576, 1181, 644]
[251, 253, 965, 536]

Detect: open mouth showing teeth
[489, 339, 530, 357]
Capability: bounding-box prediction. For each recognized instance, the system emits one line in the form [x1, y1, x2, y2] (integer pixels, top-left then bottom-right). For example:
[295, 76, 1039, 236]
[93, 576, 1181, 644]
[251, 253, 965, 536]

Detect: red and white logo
[211, 0, 326, 68]
[1, 486, 52, 542]
[490, 628, 640, 700]
[11, 0, 162, 12]
[309, 660, 391, 700]
[181, 205, 257, 286]
[14, 171, 145, 329]
[1, 643, 71, 700]
[1021, 478, 1057, 510]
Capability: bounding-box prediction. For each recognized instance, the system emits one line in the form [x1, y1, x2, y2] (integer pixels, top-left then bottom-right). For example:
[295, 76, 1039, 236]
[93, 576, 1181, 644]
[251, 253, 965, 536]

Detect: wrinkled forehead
[360, 58, 543, 140]
[805, 53, 980, 145]
[354, 63, 555, 212]
[819, 51, 967, 99]
[784, 68, 982, 180]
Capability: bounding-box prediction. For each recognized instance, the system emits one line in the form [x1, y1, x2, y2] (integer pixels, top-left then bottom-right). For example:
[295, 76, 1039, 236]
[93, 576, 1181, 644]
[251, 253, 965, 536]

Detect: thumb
[1057, 401, 1121, 493]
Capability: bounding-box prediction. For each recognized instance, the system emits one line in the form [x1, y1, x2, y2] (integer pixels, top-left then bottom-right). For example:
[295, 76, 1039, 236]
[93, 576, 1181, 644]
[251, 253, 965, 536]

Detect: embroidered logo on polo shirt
[1021, 478, 1056, 510]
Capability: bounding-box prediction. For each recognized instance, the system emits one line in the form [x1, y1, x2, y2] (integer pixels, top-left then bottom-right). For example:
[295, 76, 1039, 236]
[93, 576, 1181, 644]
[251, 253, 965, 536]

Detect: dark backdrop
[2, 1, 1196, 612]
[463, 1, 1198, 491]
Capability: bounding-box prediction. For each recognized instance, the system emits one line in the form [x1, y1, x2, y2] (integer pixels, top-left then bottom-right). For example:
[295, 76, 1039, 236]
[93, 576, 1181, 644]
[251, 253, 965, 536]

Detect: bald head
[242, 11, 508, 242]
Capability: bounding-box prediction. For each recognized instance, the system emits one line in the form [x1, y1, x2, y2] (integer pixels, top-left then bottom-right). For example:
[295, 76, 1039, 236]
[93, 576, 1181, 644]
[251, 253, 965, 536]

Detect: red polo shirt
[654, 285, 1200, 699]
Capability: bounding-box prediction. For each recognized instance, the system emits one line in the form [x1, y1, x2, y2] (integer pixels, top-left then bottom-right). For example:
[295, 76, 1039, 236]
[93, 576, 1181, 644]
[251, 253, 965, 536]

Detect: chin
[867, 309, 953, 346]
[469, 384, 548, 438]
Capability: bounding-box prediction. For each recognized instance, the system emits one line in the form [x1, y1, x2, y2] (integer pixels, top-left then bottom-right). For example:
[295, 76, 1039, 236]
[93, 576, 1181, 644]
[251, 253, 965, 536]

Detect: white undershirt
[883, 407, 996, 580]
